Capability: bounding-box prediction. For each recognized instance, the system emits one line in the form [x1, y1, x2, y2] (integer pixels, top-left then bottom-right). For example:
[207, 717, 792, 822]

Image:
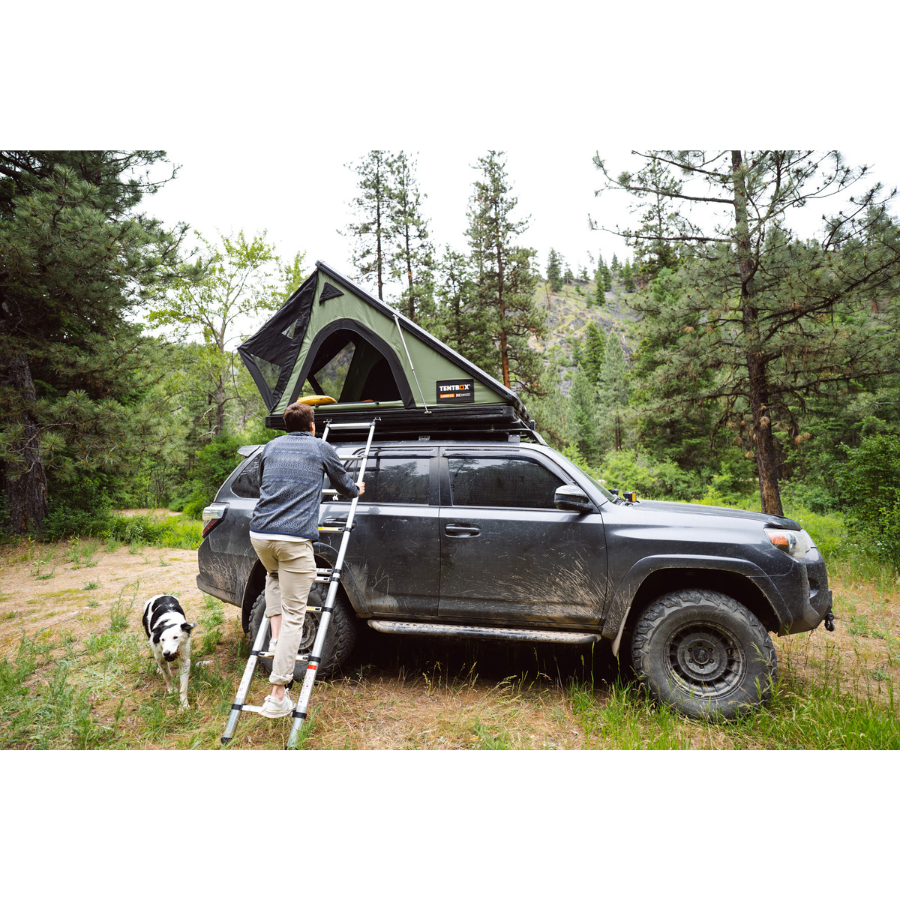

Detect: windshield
[541, 446, 618, 502]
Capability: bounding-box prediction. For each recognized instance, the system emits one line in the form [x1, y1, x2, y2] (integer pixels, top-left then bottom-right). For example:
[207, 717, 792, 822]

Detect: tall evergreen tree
[622, 260, 636, 292]
[466, 151, 545, 392]
[595, 272, 606, 306]
[594, 150, 900, 514]
[0, 151, 189, 534]
[598, 331, 628, 452]
[546, 248, 563, 292]
[388, 152, 435, 325]
[434, 247, 497, 374]
[566, 364, 601, 465]
[343, 151, 394, 302]
[583, 322, 607, 384]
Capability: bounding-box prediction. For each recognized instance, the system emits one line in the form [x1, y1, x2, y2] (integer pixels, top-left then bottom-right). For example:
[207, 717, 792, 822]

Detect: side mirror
[554, 485, 594, 514]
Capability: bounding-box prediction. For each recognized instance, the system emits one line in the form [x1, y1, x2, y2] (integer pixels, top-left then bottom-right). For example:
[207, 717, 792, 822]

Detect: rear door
[322, 447, 440, 617]
[438, 448, 607, 627]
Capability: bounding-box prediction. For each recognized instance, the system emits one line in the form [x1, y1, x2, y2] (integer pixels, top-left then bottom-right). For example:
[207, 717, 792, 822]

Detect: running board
[368, 621, 601, 644]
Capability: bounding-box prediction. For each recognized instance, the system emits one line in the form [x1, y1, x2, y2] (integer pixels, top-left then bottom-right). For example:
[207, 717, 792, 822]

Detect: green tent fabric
[238, 261, 529, 423]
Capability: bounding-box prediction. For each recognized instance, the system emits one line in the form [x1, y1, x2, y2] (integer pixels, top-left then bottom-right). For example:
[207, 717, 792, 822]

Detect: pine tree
[598, 332, 628, 452]
[566, 364, 601, 466]
[546, 248, 563, 292]
[594, 150, 900, 514]
[434, 247, 497, 375]
[611, 253, 620, 274]
[343, 151, 394, 302]
[583, 322, 607, 384]
[388, 152, 435, 325]
[595, 272, 606, 306]
[622, 260, 636, 292]
[466, 151, 545, 392]
[0, 151, 190, 533]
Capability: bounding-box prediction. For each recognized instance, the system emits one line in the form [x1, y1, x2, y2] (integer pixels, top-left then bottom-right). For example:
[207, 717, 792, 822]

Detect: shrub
[836, 433, 900, 569]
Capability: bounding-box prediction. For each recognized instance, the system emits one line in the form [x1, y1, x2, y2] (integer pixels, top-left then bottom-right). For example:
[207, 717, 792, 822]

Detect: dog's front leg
[178, 640, 191, 709]
[151, 643, 175, 694]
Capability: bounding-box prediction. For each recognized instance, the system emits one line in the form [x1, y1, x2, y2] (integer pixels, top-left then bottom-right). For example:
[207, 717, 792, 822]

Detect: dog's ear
[182, 622, 197, 633]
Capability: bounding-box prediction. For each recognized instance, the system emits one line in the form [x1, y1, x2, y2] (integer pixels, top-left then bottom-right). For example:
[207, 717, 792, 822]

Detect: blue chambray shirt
[249, 432, 360, 541]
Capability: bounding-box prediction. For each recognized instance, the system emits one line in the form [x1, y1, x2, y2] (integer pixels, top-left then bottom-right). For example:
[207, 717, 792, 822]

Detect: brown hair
[283, 402, 315, 433]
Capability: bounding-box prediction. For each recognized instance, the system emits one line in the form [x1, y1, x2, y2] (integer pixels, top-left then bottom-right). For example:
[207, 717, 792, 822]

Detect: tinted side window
[232, 457, 261, 498]
[337, 456, 431, 505]
[448, 457, 564, 509]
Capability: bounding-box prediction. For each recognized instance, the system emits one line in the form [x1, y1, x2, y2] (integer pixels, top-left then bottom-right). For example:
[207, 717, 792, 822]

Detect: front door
[438, 450, 607, 628]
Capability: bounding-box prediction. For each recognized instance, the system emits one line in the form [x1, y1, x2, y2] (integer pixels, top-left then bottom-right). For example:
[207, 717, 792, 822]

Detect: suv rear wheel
[248, 581, 358, 682]
[631, 589, 777, 720]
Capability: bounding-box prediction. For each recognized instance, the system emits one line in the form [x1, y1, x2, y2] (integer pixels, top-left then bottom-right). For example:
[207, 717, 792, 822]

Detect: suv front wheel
[631, 589, 777, 720]
[248, 581, 358, 682]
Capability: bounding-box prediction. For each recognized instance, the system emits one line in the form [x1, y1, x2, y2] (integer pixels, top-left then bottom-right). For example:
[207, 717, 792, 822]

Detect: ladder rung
[240, 705, 266, 714]
[326, 421, 376, 429]
[336, 453, 363, 460]
[315, 568, 335, 575]
[318, 526, 348, 533]
[257, 650, 311, 660]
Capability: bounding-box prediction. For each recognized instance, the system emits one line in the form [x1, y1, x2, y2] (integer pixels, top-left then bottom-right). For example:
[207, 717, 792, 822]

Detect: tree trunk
[494, 202, 510, 389]
[214, 371, 226, 436]
[731, 151, 783, 516]
[1, 352, 48, 533]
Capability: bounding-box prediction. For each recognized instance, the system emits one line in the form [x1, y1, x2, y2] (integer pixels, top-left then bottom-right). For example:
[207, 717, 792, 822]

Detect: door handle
[445, 524, 480, 537]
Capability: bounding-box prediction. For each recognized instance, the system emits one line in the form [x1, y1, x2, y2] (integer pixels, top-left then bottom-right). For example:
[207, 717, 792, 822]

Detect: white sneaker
[259, 691, 293, 718]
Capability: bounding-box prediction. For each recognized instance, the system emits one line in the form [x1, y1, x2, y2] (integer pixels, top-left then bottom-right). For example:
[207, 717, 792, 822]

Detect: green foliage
[180, 436, 243, 519]
[546, 248, 563, 292]
[0, 152, 192, 535]
[599, 449, 708, 501]
[837, 432, 900, 568]
[434, 247, 498, 375]
[566, 365, 601, 466]
[466, 151, 546, 393]
[582, 323, 606, 385]
[148, 230, 286, 437]
[388, 152, 436, 326]
[104, 513, 202, 549]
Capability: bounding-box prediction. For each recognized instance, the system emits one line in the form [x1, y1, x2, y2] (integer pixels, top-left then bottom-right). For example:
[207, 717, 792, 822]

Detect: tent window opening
[303, 330, 402, 403]
[249, 354, 282, 396]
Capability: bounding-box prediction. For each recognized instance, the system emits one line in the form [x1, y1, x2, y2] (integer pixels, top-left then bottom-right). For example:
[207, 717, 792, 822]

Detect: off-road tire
[248, 580, 358, 682]
[631, 589, 777, 720]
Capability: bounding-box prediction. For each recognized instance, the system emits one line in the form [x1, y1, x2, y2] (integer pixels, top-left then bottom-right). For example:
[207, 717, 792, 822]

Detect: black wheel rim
[665, 622, 744, 699]
[298, 611, 319, 654]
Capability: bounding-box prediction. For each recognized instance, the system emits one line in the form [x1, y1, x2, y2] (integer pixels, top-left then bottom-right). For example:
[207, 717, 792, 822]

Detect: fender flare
[602, 554, 789, 655]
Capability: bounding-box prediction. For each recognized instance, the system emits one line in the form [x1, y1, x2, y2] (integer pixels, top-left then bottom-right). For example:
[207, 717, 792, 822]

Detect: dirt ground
[0, 542, 204, 653]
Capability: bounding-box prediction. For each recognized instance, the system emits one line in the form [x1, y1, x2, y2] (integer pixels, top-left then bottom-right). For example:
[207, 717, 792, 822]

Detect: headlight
[766, 528, 812, 559]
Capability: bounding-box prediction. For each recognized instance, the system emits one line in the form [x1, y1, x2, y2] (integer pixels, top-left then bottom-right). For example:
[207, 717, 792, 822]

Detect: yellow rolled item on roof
[298, 395, 337, 406]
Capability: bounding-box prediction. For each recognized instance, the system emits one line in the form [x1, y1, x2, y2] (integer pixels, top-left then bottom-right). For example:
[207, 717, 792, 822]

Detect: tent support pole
[394, 314, 431, 413]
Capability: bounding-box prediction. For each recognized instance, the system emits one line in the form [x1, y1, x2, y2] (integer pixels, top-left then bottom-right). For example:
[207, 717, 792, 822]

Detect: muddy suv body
[198, 437, 833, 718]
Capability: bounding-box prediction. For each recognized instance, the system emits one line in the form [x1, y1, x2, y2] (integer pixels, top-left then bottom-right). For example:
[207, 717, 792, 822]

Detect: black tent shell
[238, 261, 530, 428]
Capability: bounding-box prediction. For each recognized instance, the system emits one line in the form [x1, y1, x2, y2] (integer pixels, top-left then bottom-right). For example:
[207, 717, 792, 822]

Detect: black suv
[198, 436, 833, 719]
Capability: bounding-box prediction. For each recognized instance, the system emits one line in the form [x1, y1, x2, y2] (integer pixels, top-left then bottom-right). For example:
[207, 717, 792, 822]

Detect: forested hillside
[2, 149, 900, 570]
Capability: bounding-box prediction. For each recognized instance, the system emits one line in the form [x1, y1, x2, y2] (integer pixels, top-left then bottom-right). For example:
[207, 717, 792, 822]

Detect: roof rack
[264, 404, 545, 444]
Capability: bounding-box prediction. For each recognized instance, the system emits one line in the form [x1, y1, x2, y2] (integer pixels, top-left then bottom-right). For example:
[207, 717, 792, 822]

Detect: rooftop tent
[238, 261, 532, 434]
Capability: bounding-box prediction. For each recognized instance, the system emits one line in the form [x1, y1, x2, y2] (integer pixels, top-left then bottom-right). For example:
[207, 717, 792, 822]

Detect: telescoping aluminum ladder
[221, 419, 376, 748]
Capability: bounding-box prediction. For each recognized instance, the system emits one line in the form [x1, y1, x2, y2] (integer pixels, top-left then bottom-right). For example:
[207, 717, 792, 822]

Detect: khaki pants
[249, 537, 316, 686]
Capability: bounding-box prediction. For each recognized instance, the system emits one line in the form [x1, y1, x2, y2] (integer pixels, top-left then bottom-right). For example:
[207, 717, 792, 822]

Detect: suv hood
[633, 499, 801, 530]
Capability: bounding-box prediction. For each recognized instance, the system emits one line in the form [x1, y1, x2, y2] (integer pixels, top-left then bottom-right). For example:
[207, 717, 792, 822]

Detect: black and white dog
[142, 594, 196, 709]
